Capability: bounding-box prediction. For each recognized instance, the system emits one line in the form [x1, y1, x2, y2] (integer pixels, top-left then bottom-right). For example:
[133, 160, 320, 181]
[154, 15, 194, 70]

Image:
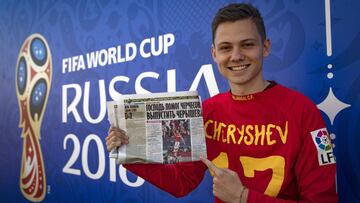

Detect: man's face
[212, 19, 270, 91]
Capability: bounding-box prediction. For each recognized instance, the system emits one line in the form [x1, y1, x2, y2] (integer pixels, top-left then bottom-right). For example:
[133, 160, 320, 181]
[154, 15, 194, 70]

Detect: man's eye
[219, 46, 230, 51]
[244, 43, 254, 47]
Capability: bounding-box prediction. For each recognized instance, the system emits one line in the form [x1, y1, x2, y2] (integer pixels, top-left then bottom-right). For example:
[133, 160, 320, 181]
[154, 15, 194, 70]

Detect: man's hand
[105, 127, 129, 152]
[201, 157, 244, 203]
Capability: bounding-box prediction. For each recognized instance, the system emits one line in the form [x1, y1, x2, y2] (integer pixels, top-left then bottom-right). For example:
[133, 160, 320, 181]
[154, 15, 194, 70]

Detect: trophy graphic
[16, 34, 52, 202]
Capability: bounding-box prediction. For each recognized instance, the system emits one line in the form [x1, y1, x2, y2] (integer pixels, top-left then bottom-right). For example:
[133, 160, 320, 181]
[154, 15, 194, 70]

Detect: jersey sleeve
[247, 98, 338, 203]
[124, 161, 207, 198]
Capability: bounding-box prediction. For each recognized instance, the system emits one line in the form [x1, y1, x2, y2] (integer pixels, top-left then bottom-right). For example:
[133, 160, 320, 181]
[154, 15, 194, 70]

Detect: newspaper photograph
[107, 91, 207, 164]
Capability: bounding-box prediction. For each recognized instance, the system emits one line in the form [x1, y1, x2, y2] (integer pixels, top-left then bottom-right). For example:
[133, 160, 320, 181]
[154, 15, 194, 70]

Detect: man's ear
[263, 39, 271, 57]
[211, 45, 217, 61]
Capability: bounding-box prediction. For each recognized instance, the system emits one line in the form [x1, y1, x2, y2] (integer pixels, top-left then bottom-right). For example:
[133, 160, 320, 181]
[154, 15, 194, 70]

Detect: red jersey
[125, 84, 338, 202]
[174, 131, 181, 142]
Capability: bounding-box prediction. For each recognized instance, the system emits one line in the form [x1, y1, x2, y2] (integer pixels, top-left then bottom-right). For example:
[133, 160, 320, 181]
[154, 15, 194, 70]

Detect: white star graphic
[317, 87, 351, 125]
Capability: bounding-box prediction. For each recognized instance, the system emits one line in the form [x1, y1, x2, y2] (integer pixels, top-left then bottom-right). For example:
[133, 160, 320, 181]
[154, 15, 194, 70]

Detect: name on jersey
[204, 120, 288, 146]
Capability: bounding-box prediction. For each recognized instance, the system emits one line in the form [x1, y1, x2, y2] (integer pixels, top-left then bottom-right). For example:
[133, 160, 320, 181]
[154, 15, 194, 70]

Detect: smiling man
[200, 3, 337, 202]
[212, 18, 270, 96]
[106, 3, 338, 203]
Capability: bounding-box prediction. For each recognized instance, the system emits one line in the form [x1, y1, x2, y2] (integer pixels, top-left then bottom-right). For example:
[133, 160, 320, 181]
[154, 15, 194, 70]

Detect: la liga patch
[310, 128, 336, 166]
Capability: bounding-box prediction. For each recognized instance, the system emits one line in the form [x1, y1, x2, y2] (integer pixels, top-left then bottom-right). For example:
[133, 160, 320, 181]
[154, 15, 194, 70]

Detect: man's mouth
[228, 64, 250, 71]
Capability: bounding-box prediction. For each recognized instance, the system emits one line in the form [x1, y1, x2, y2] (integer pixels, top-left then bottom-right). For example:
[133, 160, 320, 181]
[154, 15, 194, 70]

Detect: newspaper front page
[107, 91, 207, 164]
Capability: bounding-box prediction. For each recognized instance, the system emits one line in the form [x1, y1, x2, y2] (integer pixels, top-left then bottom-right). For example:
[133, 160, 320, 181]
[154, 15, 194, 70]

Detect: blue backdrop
[0, 0, 359, 202]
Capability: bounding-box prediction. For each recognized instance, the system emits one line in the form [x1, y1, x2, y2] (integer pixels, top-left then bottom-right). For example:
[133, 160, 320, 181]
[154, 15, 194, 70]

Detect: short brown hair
[212, 3, 266, 44]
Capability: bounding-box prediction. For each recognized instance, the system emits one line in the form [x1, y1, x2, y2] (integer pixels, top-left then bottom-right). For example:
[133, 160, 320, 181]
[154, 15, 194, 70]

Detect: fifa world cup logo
[16, 34, 52, 202]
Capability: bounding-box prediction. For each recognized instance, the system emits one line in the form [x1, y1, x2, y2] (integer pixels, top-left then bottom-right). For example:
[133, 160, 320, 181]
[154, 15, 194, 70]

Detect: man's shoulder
[202, 92, 228, 106]
[274, 84, 317, 107]
[201, 92, 229, 117]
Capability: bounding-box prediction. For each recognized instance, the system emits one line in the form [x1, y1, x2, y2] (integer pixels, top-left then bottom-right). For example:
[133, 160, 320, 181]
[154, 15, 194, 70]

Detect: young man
[106, 3, 338, 203]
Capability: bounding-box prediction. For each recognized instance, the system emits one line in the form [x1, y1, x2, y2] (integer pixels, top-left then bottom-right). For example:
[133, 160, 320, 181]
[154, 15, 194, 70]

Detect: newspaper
[107, 91, 207, 164]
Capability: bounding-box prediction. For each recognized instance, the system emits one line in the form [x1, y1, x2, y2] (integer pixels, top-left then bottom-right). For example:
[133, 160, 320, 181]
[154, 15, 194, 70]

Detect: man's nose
[230, 47, 245, 61]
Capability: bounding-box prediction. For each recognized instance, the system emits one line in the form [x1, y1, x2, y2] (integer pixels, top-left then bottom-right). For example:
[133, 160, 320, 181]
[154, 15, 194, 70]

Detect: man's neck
[230, 79, 269, 96]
